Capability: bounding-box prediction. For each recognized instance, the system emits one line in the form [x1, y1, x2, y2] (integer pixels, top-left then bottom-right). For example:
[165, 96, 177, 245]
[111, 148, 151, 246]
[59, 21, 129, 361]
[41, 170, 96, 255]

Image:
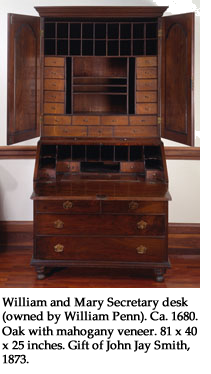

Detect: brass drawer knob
[54, 219, 64, 229]
[129, 201, 139, 210]
[136, 245, 147, 255]
[54, 244, 64, 253]
[63, 201, 73, 210]
[137, 220, 148, 230]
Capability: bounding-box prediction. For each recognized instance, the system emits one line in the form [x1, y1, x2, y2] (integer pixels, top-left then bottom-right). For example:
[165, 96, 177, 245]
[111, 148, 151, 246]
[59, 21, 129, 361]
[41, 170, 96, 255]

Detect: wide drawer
[36, 214, 165, 236]
[102, 201, 166, 214]
[36, 200, 100, 213]
[35, 236, 166, 262]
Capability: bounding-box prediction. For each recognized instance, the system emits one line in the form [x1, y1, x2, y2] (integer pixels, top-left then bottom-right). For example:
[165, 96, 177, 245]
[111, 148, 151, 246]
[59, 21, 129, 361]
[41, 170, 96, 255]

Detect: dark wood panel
[161, 13, 194, 145]
[7, 14, 40, 145]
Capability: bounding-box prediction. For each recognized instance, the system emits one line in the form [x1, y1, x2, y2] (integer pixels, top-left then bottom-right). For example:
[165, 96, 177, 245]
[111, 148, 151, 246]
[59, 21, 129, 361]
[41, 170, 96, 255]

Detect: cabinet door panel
[161, 13, 194, 145]
[7, 14, 40, 144]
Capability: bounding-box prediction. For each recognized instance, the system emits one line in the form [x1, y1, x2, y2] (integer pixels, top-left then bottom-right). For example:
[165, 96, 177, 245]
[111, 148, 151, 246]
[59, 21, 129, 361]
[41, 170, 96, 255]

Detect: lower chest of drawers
[32, 199, 169, 281]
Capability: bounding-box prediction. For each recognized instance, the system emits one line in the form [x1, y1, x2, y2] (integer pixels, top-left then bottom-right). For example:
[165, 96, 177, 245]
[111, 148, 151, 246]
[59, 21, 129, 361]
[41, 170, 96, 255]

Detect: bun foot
[154, 268, 164, 282]
[36, 266, 45, 280]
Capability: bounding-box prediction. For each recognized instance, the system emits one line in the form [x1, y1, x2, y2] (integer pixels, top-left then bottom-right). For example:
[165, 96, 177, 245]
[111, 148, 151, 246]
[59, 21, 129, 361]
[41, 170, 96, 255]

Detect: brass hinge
[191, 77, 194, 90]
[158, 29, 162, 38]
[157, 116, 161, 125]
[40, 116, 43, 126]
[40, 29, 44, 37]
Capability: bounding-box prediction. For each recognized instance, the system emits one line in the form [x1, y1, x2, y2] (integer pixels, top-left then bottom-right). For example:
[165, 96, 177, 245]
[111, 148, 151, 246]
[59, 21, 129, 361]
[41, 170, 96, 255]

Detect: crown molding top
[35, 6, 168, 18]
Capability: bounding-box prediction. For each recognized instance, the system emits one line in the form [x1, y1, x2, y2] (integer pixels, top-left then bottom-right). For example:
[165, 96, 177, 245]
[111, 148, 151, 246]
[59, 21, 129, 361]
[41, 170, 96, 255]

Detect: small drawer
[102, 201, 166, 214]
[136, 57, 158, 67]
[42, 126, 87, 137]
[136, 103, 158, 115]
[88, 126, 113, 137]
[44, 103, 64, 114]
[38, 168, 56, 180]
[44, 115, 71, 125]
[35, 236, 166, 262]
[72, 116, 100, 125]
[101, 116, 128, 125]
[45, 57, 65, 67]
[44, 79, 65, 91]
[136, 91, 157, 103]
[56, 161, 80, 173]
[145, 170, 164, 181]
[136, 67, 157, 79]
[129, 115, 157, 126]
[44, 67, 65, 79]
[120, 162, 144, 173]
[136, 79, 157, 91]
[36, 214, 165, 236]
[44, 91, 65, 103]
[36, 200, 100, 214]
[114, 125, 158, 138]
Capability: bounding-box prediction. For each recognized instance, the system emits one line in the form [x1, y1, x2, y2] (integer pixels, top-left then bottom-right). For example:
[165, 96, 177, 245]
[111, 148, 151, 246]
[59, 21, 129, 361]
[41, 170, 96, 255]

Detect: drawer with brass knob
[102, 201, 167, 214]
[35, 200, 100, 213]
[36, 214, 165, 236]
[35, 236, 165, 262]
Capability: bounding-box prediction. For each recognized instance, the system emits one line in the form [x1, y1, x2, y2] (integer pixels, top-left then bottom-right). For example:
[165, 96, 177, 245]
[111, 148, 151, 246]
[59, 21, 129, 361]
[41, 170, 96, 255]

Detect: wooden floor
[0, 248, 200, 288]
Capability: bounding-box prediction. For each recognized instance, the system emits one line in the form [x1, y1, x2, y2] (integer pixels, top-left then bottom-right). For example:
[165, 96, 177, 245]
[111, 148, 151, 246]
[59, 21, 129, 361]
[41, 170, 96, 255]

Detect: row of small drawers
[43, 115, 157, 125]
[44, 102, 158, 115]
[35, 200, 167, 214]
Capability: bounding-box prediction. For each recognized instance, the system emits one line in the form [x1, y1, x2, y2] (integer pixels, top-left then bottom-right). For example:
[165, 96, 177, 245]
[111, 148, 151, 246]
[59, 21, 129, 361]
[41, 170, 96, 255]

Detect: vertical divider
[131, 23, 134, 56]
[106, 23, 108, 57]
[93, 23, 95, 56]
[68, 22, 70, 56]
[55, 22, 57, 55]
[127, 57, 129, 115]
[85, 145, 87, 162]
[144, 22, 146, 55]
[118, 23, 120, 57]
[99, 144, 102, 162]
[80, 23, 83, 56]
[71, 57, 73, 114]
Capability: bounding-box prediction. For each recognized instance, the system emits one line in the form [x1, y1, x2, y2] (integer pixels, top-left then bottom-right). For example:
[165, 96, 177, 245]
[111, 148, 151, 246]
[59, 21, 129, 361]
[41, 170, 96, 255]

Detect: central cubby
[60, 56, 136, 115]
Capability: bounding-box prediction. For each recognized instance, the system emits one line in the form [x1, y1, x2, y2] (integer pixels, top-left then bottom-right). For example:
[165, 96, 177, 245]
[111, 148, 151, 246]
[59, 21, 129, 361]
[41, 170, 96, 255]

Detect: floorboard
[0, 248, 200, 288]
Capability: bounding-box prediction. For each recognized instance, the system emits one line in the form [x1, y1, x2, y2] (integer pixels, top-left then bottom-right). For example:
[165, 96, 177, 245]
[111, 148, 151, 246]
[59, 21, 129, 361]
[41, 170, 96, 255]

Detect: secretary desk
[7, 6, 194, 281]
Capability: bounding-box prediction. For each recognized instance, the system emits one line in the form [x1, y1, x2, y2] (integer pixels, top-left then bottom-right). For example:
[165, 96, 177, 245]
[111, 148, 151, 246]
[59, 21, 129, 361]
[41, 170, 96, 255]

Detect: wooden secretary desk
[7, 6, 194, 281]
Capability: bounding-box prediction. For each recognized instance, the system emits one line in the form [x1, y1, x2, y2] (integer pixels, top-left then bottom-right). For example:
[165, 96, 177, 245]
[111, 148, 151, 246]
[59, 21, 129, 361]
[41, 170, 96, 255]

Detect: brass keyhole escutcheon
[136, 245, 147, 255]
[63, 201, 73, 210]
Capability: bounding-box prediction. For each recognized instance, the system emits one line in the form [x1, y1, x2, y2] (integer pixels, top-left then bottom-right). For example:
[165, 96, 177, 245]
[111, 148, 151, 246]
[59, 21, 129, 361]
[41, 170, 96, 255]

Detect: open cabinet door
[7, 14, 40, 145]
[161, 13, 194, 145]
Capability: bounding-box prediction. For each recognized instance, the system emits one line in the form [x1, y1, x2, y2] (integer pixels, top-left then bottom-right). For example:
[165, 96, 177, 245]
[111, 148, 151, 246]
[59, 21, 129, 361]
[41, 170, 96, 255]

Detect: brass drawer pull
[63, 201, 73, 210]
[136, 245, 147, 255]
[54, 244, 64, 253]
[137, 220, 147, 230]
[129, 201, 139, 210]
[54, 219, 64, 229]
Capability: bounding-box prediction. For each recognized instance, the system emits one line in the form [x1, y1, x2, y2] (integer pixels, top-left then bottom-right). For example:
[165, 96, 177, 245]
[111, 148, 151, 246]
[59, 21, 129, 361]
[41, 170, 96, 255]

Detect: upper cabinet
[7, 7, 195, 146]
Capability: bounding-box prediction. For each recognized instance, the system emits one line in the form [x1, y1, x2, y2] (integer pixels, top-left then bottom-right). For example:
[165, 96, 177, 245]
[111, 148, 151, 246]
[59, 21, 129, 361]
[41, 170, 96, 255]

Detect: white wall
[0, 0, 200, 223]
